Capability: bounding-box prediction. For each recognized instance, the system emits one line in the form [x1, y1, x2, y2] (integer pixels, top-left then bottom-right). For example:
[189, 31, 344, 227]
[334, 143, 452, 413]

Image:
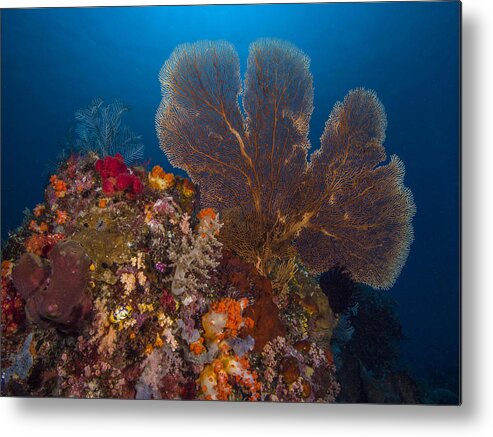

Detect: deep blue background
[1, 3, 460, 389]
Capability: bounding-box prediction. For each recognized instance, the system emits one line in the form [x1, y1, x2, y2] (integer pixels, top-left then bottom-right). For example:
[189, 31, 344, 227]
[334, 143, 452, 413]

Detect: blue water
[1, 2, 460, 394]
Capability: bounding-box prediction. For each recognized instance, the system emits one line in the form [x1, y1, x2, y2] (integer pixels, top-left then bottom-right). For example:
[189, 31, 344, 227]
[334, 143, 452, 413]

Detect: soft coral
[95, 154, 143, 198]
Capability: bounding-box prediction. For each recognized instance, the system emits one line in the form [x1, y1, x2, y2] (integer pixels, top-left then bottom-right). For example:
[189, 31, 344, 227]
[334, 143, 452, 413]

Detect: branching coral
[156, 39, 415, 289]
[166, 208, 222, 295]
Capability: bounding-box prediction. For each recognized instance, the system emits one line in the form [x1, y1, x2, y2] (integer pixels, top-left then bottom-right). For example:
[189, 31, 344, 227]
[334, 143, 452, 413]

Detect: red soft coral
[102, 178, 117, 196]
[116, 173, 133, 191]
[96, 154, 129, 179]
[132, 177, 143, 195]
[96, 154, 143, 198]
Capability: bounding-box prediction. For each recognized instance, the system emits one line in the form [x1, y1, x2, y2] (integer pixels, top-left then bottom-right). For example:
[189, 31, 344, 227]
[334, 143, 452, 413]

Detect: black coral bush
[75, 98, 144, 165]
[156, 39, 415, 289]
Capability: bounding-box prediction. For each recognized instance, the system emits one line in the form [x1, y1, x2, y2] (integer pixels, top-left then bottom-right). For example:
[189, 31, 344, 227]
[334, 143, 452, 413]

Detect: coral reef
[156, 39, 415, 289]
[215, 250, 286, 351]
[1, 260, 26, 335]
[261, 336, 340, 402]
[195, 297, 261, 400]
[1, 150, 343, 402]
[2, 333, 35, 385]
[1, 39, 418, 403]
[166, 206, 222, 296]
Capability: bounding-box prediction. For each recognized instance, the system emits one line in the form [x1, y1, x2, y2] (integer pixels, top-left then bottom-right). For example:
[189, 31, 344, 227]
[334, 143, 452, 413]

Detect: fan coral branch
[156, 39, 415, 289]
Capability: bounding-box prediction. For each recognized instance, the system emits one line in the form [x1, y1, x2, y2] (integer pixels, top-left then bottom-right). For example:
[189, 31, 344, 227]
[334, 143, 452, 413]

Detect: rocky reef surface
[1, 152, 350, 401]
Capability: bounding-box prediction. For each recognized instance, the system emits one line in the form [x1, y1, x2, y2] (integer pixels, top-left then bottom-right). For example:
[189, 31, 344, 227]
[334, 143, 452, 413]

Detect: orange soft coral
[197, 208, 219, 238]
[197, 208, 217, 221]
[204, 298, 253, 339]
[189, 337, 206, 355]
[154, 335, 164, 348]
[33, 204, 46, 217]
[143, 203, 154, 223]
[198, 353, 261, 401]
[29, 220, 49, 233]
[29, 220, 38, 232]
[2, 260, 13, 278]
[198, 299, 260, 400]
[55, 210, 69, 225]
[148, 165, 175, 190]
[24, 233, 64, 257]
[39, 222, 49, 232]
[50, 175, 68, 198]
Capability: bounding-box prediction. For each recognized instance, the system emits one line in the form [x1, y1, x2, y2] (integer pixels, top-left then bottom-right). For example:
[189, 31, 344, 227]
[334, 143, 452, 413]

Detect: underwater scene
[0, 2, 460, 403]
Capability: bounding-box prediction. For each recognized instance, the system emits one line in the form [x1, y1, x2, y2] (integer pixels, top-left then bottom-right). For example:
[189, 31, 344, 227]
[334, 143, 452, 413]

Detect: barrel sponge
[12, 240, 92, 331]
[11, 253, 50, 300]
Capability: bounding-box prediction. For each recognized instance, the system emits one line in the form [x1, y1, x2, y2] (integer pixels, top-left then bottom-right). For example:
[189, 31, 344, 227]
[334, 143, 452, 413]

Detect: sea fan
[156, 39, 415, 289]
[74, 98, 144, 165]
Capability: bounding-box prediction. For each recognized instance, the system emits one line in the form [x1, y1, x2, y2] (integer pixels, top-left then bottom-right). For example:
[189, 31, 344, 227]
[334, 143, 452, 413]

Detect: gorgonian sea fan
[156, 39, 415, 289]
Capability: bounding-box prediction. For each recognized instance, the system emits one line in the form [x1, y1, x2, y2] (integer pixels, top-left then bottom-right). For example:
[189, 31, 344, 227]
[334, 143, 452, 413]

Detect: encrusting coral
[156, 38, 415, 289]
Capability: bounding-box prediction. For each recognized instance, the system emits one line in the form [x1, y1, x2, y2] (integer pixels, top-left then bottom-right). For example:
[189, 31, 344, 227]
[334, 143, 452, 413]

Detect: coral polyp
[156, 39, 415, 289]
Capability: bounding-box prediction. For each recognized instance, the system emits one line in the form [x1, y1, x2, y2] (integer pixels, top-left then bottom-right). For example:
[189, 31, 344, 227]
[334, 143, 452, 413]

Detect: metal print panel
[0, 1, 461, 404]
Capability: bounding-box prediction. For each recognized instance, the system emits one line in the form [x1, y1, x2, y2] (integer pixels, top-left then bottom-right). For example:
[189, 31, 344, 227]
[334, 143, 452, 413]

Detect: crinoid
[75, 98, 144, 165]
[156, 39, 415, 289]
[319, 265, 356, 315]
